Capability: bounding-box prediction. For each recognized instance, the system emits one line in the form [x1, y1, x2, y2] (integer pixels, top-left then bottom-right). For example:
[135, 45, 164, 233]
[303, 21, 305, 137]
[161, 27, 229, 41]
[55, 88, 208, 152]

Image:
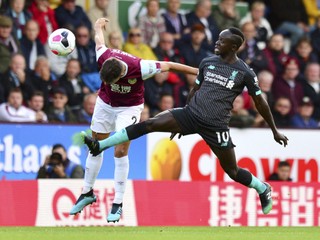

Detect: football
[48, 28, 76, 56]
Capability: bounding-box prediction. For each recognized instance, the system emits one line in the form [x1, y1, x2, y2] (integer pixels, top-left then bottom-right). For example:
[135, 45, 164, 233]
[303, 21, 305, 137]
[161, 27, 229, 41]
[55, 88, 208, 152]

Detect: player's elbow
[160, 61, 173, 72]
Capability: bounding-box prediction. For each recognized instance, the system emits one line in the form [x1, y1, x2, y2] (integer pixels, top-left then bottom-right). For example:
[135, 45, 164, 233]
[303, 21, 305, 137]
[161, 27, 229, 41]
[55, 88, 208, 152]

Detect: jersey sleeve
[140, 60, 161, 80]
[96, 45, 108, 61]
[244, 69, 261, 96]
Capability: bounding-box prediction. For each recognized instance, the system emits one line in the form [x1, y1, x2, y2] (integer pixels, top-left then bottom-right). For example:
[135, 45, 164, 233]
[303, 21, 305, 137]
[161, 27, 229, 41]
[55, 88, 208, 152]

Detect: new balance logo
[266, 192, 271, 200]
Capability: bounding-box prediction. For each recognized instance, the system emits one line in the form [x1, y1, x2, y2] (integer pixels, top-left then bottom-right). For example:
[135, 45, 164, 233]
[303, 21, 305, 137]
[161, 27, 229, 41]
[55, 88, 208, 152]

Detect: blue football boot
[70, 189, 97, 215]
[107, 203, 123, 223]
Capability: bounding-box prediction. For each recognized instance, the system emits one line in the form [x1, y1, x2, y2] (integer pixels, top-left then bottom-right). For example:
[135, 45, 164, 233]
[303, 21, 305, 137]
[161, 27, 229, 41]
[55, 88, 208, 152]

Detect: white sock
[82, 152, 104, 194]
[113, 156, 129, 204]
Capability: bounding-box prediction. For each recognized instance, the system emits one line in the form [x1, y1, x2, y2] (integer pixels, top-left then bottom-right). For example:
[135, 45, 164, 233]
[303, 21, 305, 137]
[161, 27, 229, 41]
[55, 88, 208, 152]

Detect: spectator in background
[87, 0, 123, 47]
[0, 83, 4, 103]
[1, 53, 34, 103]
[28, 91, 48, 122]
[302, 63, 320, 120]
[0, 88, 44, 122]
[180, 24, 212, 68]
[46, 87, 77, 123]
[240, 1, 273, 49]
[162, 0, 188, 47]
[213, 0, 240, 32]
[0, 15, 21, 74]
[58, 59, 91, 113]
[310, 17, 320, 60]
[238, 21, 268, 74]
[268, 160, 292, 181]
[55, 0, 91, 31]
[20, 20, 46, 71]
[272, 96, 292, 128]
[37, 143, 84, 178]
[75, 24, 98, 73]
[272, 57, 305, 116]
[153, 32, 185, 84]
[302, 0, 320, 27]
[123, 27, 157, 60]
[144, 71, 173, 117]
[108, 30, 123, 50]
[291, 96, 318, 128]
[37, 152, 67, 178]
[5, 0, 32, 40]
[30, 56, 57, 109]
[77, 93, 97, 124]
[154, 93, 175, 116]
[28, 0, 58, 45]
[257, 70, 274, 107]
[50, 143, 84, 178]
[230, 94, 254, 128]
[268, 0, 309, 47]
[138, 0, 166, 49]
[185, 0, 219, 51]
[289, 37, 318, 76]
[263, 33, 289, 77]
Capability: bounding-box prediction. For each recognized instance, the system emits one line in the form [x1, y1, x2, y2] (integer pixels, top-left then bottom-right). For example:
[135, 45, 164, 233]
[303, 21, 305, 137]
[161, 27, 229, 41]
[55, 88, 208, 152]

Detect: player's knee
[225, 168, 238, 180]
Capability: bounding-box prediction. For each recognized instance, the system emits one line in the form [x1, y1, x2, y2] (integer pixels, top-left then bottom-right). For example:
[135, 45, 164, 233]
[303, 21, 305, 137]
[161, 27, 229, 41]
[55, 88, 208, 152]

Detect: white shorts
[91, 96, 144, 133]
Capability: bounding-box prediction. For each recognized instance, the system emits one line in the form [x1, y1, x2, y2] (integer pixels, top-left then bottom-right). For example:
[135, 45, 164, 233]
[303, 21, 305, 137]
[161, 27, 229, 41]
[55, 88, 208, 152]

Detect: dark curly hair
[100, 58, 123, 84]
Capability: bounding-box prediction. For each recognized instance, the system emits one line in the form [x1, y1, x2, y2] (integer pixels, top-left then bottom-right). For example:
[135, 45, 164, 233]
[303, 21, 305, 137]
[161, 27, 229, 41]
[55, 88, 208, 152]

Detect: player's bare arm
[252, 94, 289, 147]
[94, 18, 109, 50]
[159, 61, 198, 75]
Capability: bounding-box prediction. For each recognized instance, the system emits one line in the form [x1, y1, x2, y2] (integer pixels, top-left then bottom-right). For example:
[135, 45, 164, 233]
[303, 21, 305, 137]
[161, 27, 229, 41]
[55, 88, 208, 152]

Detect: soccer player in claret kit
[69, 18, 198, 222]
[82, 27, 289, 215]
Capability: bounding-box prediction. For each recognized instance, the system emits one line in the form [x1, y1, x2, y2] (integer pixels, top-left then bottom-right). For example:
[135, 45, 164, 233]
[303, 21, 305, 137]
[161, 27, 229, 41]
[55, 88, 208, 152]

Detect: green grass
[0, 227, 318, 240]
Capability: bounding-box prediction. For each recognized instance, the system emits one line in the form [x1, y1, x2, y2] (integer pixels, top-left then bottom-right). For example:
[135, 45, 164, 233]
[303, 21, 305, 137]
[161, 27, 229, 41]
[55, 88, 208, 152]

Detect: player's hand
[273, 131, 288, 147]
[95, 18, 109, 30]
[170, 132, 182, 141]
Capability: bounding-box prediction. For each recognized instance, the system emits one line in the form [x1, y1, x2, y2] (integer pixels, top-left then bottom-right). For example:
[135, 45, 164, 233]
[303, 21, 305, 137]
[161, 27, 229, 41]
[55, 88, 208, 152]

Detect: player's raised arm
[159, 61, 198, 75]
[94, 18, 109, 50]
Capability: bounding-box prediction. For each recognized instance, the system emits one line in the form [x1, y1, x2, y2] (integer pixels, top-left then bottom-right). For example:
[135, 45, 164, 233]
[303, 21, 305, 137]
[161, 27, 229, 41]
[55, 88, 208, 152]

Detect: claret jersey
[187, 55, 261, 129]
[96, 46, 161, 107]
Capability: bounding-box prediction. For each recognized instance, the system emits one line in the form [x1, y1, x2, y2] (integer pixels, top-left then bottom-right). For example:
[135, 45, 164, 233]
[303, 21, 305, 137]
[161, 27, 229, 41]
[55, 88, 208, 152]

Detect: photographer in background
[37, 143, 84, 179]
[37, 152, 66, 178]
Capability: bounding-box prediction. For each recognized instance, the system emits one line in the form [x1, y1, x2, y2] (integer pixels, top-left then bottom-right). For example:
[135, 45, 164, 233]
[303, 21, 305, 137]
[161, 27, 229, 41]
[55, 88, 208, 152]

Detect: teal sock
[99, 129, 129, 150]
[249, 174, 267, 194]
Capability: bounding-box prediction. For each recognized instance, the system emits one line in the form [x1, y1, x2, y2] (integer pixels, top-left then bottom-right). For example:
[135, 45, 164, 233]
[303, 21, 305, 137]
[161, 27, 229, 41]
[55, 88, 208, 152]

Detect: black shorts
[170, 108, 235, 149]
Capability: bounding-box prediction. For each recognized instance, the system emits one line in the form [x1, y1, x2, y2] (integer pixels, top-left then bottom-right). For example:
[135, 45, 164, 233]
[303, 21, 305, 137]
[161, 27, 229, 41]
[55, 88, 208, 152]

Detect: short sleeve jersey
[187, 55, 261, 129]
[96, 46, 161, 107]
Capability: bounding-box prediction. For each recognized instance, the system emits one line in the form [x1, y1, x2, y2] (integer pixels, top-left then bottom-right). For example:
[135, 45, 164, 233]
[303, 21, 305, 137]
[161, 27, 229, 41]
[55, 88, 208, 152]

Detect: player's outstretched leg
[107, 203, 123, 223]
[69, 189, 97, 215]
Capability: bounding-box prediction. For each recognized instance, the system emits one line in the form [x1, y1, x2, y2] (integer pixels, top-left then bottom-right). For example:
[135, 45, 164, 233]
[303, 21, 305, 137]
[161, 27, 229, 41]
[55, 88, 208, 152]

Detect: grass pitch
[0, 226, 318, 240]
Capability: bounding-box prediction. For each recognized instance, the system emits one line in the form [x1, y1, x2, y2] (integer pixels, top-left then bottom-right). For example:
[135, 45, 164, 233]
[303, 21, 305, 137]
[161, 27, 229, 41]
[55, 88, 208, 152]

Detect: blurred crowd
[0, 0, 320, 129]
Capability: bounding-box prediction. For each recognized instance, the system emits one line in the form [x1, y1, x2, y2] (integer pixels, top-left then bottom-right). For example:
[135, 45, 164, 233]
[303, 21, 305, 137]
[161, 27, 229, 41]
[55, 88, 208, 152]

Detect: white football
[48, 28, 76, 56]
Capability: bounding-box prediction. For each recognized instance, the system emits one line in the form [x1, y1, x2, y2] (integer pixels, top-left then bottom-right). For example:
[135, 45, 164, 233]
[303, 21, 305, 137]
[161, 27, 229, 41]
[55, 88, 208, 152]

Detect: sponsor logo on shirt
[128, 78, 137, 84]
[110, 83, 132, 94]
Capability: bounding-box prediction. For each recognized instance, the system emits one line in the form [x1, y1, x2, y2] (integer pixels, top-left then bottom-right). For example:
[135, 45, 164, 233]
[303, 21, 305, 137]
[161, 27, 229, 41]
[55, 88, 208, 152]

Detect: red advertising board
[0, 180, 319, 226]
